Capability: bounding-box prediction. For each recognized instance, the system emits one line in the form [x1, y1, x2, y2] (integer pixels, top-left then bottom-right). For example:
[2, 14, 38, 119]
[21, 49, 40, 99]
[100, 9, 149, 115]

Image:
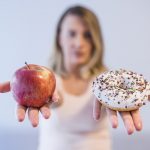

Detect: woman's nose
[74, 35, 85, 48]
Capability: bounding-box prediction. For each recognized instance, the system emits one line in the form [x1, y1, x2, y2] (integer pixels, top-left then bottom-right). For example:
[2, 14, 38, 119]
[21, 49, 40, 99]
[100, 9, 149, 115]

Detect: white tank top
[37, 75, 112, 150]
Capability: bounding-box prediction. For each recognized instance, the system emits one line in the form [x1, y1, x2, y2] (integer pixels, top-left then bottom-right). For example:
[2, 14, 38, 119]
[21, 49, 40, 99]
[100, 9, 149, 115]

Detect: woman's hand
[0, 82, 59, 127]
[93, 98, 150, 135]
[0, 81, 10, 93]
[16, 91, 59, 127]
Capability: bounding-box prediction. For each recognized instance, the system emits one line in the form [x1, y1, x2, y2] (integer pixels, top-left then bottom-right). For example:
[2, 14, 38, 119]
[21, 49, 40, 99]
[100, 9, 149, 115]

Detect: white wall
[0, 0, 150, 150]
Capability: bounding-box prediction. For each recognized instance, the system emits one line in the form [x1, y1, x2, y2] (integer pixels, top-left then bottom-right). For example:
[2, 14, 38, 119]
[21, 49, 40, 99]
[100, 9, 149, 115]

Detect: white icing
[92, 69, 150, 110]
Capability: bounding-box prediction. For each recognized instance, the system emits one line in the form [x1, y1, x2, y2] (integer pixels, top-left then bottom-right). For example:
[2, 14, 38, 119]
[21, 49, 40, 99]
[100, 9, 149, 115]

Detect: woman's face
[59, 14, 93, 69]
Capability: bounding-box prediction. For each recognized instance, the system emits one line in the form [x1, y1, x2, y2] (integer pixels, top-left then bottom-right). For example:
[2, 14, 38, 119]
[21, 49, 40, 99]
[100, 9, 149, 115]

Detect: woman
[0, 5, 146, 150]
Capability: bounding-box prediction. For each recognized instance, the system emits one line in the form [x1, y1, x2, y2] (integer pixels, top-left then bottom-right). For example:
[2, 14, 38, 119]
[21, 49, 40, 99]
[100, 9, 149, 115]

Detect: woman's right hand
[16, 91, 59, 127]
[0, 82, 59, 127]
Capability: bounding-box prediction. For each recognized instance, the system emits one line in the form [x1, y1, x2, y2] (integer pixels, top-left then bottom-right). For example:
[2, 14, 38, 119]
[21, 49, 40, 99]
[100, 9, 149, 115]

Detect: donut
[92, 69, 150, 111]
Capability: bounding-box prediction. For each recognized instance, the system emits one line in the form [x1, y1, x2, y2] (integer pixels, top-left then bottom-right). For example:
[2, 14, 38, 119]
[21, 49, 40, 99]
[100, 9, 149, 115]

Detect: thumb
[0, 81, 10, 93]
[51, 89, 59, 103]
[93, 98, 102, 120]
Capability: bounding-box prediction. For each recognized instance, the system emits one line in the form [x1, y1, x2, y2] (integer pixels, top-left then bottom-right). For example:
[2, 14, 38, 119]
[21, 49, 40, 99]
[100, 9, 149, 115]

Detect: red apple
[10, 63, 56, 107]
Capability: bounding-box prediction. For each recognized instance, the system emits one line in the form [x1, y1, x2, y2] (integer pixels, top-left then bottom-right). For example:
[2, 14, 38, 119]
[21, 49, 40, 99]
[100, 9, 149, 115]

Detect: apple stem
[25, 62, 30, 69]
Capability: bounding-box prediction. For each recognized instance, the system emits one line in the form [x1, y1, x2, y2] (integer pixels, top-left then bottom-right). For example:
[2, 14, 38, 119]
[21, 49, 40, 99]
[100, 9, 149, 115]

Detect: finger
[40, 103, 51, 119]
[148, 95, 150, 101]
[51, 90, 59, 102]
[0, 81, 10, 93]
[16, 104, 27, 122]
[119, 111, 134, 135]
[131, 109, 142, 131]
[106, 108, 118, 128]
[93, 99, 102, 120]
[28, 107, 39, 127]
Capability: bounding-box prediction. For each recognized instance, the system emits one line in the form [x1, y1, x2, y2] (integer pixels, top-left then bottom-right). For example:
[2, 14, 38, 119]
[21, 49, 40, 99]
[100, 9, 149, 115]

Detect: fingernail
[32, 123, 38, 128]
[112, 121, 118, 128]
[52, 96, 59, 103]
[137, 122, 142, 131]
[127, 126, 134, 135]
[44, 112, 50, 119]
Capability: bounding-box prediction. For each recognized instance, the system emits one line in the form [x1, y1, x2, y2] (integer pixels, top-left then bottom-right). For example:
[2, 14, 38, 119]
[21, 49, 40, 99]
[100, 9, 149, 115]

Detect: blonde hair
[49, 5, 106, 78]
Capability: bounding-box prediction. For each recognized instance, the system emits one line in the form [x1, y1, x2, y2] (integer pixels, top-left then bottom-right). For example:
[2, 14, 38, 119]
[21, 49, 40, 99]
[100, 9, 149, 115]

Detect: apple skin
[10, 64, 56, 107]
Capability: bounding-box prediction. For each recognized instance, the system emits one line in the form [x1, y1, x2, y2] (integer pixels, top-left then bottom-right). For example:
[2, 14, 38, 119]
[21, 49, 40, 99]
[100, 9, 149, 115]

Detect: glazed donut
[92, 69, 150, 111]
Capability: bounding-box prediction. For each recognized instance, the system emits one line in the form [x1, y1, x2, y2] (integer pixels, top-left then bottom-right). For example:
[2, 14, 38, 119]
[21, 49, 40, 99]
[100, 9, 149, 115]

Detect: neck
[63, 61, 91, 80]
[65, 69, 81, 79]
[64, 63, 82, 78]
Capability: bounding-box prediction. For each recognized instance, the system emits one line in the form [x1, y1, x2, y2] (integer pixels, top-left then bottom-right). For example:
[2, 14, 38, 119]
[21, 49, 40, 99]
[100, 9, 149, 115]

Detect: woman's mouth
[73, 51, 84, 57]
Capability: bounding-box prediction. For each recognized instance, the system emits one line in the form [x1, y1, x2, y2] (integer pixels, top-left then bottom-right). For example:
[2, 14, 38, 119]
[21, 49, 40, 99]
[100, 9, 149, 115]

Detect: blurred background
[0, 0, 150, 150]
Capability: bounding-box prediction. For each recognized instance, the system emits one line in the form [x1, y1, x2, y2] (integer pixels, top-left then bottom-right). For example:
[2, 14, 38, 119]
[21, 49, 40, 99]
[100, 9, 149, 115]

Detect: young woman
[0, 5, 146, 150]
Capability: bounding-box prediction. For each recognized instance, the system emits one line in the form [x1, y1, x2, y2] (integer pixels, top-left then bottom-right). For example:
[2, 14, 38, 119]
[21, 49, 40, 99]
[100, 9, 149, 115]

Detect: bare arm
[0, 81, 10, 93]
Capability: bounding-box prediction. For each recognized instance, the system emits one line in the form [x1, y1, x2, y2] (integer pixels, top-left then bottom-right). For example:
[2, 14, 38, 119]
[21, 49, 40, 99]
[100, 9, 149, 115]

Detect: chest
[62, 78, 90, 95]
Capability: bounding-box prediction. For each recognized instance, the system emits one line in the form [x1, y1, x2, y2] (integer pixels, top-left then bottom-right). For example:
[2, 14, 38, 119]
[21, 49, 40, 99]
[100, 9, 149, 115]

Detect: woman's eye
[84, 31, 91, 39]
[68, 31, 76, 37]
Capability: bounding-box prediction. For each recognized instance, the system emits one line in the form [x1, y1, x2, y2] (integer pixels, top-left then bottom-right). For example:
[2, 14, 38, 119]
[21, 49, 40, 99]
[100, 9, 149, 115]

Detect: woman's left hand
[93, 97, 150, 135]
